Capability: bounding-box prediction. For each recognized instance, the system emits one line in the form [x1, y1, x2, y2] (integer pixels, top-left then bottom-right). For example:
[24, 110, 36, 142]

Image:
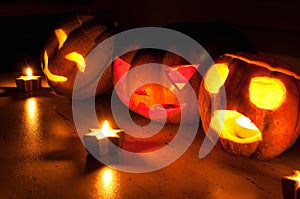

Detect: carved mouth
[160, 104, 181, 109]
[115, 89, 185, 120]
[137, 103, 186, 119]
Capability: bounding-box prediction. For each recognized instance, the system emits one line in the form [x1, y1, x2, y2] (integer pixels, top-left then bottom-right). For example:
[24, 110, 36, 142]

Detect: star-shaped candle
[281, 170, 300, 199]
[15, 67, 42, 92]
[83, 120, 124, 158]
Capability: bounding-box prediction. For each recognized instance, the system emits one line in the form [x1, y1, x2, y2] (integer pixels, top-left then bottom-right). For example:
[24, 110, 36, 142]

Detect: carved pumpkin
[113, 49, 201, 124]
[199, 52, 300, 160]
[41, 14, 115, 99]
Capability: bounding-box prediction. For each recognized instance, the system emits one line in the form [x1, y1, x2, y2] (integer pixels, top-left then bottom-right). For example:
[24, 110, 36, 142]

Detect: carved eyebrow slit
[55, 29, 67, 50]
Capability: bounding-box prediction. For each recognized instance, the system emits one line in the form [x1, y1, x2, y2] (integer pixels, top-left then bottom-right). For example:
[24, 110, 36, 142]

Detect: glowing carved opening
[43, 51, 68, 82]
[65, 52, 86, 72]
[210, 110, 262, 143]
[130, 83, 179, 109]
[204, 63, 229, 94]
[55, 29, 67, 50]
[165, 64, 199, 90]
[249, 77, 286, 111]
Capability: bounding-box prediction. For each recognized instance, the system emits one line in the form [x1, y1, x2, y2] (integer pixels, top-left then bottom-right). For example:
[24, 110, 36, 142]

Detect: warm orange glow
[54, 29, 67, 50]
[43, 51, 68, 82]
[24, 98, 41, 154]
[210, 110, 262, 143]
[64, 52, 86, 72]
[130, 83, 179, 110]
[235, 116, 260, 138]
[166, 64, 199, 90]
[18, 67, 38, 80]
[286, 170, 300, 187]
[101, 120, 112, 135]
[249, 77, 286, 110]
[102, 168, 113, 184]
[94, 167, 120, 198]
[225, 54, 300, 80]
[204, 63, 229, 94]
[26, 67, 33, 77]
[90, 120, 121, 139]
[26, 98, 36, 116]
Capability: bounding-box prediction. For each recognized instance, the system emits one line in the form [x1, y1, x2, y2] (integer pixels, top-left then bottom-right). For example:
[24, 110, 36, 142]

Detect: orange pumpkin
[41, 14, 115, 99]
[113, 49, 201, 124]
[199, 52, 300, 160]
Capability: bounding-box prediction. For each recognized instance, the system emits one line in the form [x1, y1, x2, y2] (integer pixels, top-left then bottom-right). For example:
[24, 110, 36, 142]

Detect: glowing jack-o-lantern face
[41, 14, 115, 99]
[199, 52, 300, 160]
[113, 49, 201, 124]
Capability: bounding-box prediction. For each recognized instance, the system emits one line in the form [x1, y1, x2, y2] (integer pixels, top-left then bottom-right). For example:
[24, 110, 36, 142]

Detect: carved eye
[113, 57, 131, 83]
[64, 52, 86, 72]
[165, 64, 199, 90]
[203, 63, 229, 94]
[249, 76, 286, 111]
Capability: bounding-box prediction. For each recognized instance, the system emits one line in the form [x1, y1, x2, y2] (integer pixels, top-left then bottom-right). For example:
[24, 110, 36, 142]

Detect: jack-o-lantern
[41, 14, 115, 99]
[113, 49, 201, 124]
[199, 52, 300, 160]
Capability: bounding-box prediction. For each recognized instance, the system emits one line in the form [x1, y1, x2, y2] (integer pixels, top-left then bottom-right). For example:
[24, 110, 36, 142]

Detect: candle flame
[101, 120, 112, 135]
[26, 67, 33, 77]
[287, 170, 300, 187]
[89, 120, 121, 139]
[235, 116, 259, 130]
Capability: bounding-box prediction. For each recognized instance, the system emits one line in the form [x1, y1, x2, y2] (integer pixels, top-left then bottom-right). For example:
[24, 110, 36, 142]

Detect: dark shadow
[84, 153, 106, 174]
[0, 86, 56, 100]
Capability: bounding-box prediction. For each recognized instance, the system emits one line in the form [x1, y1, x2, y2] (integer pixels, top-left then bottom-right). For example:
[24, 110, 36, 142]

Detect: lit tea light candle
[15, 67, 42, 92]
[281, 170, 300, 199]
[83, 120, 124, 158]
[235, 115, 260, 138]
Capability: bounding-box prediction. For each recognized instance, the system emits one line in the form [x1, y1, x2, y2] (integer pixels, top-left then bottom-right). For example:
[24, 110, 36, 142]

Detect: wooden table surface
[0, 72, 299, 199]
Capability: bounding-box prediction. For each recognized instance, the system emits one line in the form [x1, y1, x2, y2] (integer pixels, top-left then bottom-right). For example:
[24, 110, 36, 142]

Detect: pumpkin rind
[199, 52, 300, 160]
[113, 49, 201, 124]
[41, 14, 115, 99]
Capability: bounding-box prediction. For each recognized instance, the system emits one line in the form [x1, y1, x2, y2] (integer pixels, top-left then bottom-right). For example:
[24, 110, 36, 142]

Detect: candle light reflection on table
[94, 167, 120, 198]
[23, 97, 42, 155]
